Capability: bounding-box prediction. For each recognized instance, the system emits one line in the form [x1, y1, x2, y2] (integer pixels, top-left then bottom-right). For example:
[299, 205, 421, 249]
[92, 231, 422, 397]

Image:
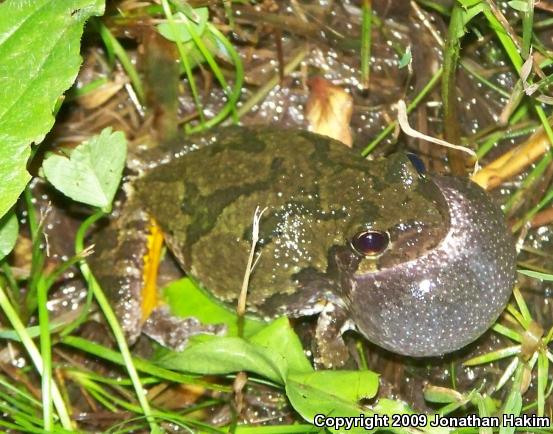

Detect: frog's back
[134, 126, 378, 314]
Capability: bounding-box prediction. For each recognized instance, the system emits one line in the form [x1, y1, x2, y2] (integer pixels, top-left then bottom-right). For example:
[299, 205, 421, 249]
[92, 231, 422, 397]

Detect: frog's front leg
[260, 275, 352, 369]
[313, 302, 353, 368]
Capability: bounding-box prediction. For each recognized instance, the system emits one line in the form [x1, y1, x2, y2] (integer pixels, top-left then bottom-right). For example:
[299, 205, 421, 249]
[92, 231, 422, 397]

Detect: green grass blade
[464, 345, 521, 366]
[185, 24, 244, 133]
[75, 211, 160, 434]
[360, 0, 372, 90]
[37, 277, 53, 430]
[161, 0, 205, 128]
[492, 323, 522, 342]
[537, 351, 548, 416]
[0, 284, 71, 429]
[97, 21, 145, 103]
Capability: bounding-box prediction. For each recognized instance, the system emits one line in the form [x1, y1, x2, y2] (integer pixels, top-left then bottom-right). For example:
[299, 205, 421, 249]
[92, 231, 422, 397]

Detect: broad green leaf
[288, 370, 378, 403]
[0, 211, 18, 261]
[156, 336, 285, 383]
[163, 277, 265, 338]
[508, 1, 528, 12]
[286, 372, 382, 434]
[155, 318, 312, 384]
[250, 317, 312, 375]
[157, 8, 208, 42]
[42, 128, 126, 211]
[0, 0, 105, 220]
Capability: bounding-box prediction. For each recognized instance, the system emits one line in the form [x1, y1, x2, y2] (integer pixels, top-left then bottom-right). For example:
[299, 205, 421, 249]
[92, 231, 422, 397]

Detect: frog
[89, 125, 517, 365]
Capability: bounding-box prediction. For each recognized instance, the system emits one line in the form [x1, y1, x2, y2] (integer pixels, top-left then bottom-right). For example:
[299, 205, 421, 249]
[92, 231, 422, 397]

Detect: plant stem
[360, 0, 372, 90]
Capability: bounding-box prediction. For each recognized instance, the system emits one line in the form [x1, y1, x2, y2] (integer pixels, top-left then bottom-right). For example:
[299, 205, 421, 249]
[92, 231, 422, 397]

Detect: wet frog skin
[91, 126, 516, 359]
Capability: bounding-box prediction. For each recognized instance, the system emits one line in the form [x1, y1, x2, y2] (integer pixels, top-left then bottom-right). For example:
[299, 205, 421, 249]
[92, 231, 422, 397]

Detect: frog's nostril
[406, 152, 426, 176]
[350, 231, 389, 256]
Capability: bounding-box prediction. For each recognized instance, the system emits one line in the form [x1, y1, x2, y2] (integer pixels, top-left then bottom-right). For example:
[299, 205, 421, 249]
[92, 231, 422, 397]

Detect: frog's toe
[142, 306, 227, 351]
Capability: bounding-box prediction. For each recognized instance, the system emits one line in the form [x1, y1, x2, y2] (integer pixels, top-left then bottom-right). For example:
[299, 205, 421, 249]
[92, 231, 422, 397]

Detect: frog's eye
[350, 230, 390, 256]
[406, 152, 426, 176]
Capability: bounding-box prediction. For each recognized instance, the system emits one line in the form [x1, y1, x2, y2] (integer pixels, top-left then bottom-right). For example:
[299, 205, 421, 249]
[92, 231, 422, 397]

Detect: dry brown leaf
[150, 383, 207, 409]
[471, 128, 550, 190]
[77, 74, 127, 109]
[305, 77, 352, 147]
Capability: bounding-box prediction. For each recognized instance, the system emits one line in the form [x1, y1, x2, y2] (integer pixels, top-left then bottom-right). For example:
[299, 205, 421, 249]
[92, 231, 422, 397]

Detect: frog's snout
[339, 176, 517, 357]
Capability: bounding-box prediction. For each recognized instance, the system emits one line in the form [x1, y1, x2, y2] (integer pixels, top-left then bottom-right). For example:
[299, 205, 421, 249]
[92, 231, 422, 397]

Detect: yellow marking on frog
[141, 218, 164, 322]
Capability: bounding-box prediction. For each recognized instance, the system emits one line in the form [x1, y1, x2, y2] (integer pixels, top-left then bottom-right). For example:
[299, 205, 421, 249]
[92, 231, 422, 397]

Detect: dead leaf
[471, 127, 551, 190]
[77, 74, 127, 109]
[305, 77, 352, 146]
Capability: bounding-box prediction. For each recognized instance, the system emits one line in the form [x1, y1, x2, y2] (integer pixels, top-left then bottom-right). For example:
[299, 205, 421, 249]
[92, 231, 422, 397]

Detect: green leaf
[457, 0, 483, 7]
[507, 1, 528, 12]
[286, 371, 376, 434]
[42, 128, 126, 211]
[518, 269, 553, 281]
[289, 370, 379, 402]
[286, 371, 422, 434]
[0, 0, 105, 220]
[163, 277, 265, 338]
[249, 316, 312, 375]
[423, 385, 465, 404]
[398, 46, 412, 69]
[185, 29, 232, 68]
[157, 8, 208, 42]
[156, 335, 285, 383]
[457, 3, 487, 38]
[0, 211, 18, 261]
[155, 318, 312, 384]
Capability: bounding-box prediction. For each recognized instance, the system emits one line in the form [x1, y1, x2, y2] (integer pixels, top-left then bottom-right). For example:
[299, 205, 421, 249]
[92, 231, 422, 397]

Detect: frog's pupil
[406, 152, 426, 175]
[351, 231, 389, 256]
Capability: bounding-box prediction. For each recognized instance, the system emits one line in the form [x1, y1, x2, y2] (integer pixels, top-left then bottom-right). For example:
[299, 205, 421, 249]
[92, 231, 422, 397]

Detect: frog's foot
[314, 303, 354, 369]
[142, 306, 227, 351]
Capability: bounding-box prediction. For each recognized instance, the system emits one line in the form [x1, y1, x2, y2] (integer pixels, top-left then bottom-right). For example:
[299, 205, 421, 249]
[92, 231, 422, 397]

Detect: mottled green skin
[133, 126, 447, 316]
[91, 126, 516, 360]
